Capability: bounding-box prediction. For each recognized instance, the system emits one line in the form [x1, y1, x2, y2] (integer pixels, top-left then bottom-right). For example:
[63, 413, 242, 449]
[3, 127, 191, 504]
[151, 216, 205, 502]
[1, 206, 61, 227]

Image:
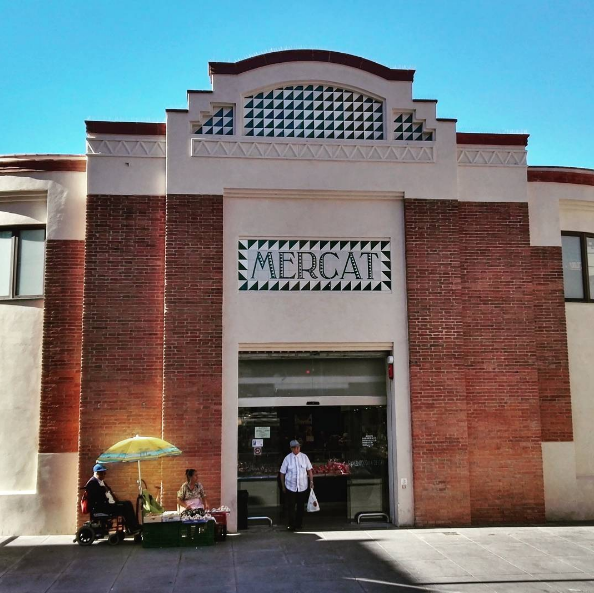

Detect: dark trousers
[113, 501, 139, 531]
[286, 489, 309, 529]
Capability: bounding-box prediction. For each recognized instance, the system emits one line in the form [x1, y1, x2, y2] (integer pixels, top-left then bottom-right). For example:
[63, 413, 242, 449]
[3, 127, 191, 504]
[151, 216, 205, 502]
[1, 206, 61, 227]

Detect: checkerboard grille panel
[194, 107, 234, 135]
[394, 112, 434, 141]
[244, 85, 384, 140]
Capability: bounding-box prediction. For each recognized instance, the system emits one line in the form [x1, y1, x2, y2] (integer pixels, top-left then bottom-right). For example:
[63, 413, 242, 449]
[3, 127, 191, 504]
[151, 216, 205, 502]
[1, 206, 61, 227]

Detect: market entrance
[237, 352, 390, 527]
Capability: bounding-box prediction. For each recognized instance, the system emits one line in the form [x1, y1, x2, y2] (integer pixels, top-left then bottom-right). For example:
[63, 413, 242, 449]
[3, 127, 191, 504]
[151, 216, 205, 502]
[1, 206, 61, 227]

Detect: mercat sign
[238, 239, 391, 291]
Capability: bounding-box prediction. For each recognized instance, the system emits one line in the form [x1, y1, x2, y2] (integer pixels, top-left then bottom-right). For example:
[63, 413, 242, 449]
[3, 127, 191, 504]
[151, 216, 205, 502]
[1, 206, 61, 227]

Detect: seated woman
[177, 468, 209, 510]
[85, 463, 140, 533]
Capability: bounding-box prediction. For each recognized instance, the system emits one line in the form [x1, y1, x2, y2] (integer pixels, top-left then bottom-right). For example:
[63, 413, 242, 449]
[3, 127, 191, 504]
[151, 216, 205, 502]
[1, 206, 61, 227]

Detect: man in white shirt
[280, 440, 314, 531]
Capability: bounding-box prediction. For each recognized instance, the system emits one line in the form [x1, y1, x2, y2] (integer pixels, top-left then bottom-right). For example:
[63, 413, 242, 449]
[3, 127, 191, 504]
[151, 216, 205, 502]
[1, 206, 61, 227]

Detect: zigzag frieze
[86, 139, 166, 157]
[191, 139, 434, 163]
[457, 148, 527, 167]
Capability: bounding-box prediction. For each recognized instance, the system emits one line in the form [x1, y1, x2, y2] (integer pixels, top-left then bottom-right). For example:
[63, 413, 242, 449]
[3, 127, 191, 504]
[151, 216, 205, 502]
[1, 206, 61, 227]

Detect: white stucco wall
[86, 140, 166, 196]
[0, 171, 86, 241]
[458, 160, 528, 203]
[221, 192, 413, 531]
[166, 62, 459, 200]
[0, 453, 78, 535]
[0, 169, 85, 534]
[0, 300, 43, 492]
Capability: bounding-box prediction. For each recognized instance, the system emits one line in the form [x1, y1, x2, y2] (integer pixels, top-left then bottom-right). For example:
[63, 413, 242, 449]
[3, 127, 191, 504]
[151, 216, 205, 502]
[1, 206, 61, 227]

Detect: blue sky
[1, 0, 592, 168]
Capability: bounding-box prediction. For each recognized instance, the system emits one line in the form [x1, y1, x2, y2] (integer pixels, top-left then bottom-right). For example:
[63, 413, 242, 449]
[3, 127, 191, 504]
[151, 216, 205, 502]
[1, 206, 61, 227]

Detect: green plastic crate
[142, 521, 180, 548]
[179, 520, 215, 547]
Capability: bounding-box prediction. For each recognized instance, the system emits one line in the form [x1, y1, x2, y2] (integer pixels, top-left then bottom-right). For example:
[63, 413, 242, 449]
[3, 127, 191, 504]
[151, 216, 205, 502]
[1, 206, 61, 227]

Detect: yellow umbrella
[96, 435, 182, 494]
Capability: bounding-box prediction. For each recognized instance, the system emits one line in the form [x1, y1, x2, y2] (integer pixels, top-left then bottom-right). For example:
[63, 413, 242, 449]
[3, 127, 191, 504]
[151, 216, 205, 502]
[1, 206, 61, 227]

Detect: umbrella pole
[137, 460, 142, 495]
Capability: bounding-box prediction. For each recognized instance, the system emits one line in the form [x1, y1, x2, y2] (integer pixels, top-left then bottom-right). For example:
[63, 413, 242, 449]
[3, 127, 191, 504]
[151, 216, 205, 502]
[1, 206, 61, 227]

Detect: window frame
[0, 224, 46, 301]
[562, 231, 594, 303]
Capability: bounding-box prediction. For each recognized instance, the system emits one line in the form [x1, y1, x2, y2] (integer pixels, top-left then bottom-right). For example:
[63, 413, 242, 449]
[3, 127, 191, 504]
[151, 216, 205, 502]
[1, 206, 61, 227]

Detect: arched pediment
[209, 50, 415, 82]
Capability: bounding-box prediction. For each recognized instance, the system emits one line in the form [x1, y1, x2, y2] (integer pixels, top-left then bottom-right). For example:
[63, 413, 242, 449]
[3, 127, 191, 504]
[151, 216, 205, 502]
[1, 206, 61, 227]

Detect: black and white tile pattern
[238, 239, 391, 292]
[394, 112, 434, 141]
[244, 85, 384, 140]
[194, 106, 234, 135]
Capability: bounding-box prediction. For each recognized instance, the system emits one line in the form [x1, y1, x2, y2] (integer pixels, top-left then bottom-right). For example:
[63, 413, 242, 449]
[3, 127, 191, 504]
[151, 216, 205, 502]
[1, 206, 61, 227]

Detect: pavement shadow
[0, 525, 420, 593]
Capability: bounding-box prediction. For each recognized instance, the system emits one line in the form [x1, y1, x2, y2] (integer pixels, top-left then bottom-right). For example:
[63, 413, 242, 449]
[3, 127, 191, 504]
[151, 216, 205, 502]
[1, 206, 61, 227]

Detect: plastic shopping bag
[307, 489, 320, 513]
[142, 489, 164, 515]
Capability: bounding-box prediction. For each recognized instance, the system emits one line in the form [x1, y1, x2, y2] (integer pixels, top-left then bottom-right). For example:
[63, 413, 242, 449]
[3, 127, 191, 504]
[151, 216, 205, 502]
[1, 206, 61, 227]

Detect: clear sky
[1, 0, 592, 168]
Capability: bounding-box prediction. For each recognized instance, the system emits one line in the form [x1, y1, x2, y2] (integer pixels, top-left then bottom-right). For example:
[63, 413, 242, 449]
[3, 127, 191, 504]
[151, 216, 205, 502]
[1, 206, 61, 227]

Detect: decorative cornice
[209, 50, 415, 82]
[85, 121, 166, 135]
[457, 148, 527, 167]
[528, 167, 594, 187]
[0, 157, 86, 172]
[192, 139, 433, 163]
[457, 133, 529, 146]
[86, 138, 166, 158]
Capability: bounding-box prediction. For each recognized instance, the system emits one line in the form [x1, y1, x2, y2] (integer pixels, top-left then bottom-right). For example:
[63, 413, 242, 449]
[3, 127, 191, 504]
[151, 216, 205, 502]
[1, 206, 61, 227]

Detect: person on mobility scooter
[75, 463, 141, 546]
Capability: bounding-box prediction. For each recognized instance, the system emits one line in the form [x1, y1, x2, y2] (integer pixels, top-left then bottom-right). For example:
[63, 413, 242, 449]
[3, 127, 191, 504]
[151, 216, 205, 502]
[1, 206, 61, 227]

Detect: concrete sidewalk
[1, 525, 594, 592]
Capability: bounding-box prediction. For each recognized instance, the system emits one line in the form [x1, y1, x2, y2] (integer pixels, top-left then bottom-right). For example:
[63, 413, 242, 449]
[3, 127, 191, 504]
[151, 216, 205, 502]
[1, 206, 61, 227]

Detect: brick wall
[404, 199, 568, 525]
[460, 202, 545, 524]
[78, 195, 165, 507]
[404, 199, 472, 526]
[70, 190, 570, 525]
[532, 246, 573, 442]
[39, 240, 85, 453]
[162, 194, 223, 509]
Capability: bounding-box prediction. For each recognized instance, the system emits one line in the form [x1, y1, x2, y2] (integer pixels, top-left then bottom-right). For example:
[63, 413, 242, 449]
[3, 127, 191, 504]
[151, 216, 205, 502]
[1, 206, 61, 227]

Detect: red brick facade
[460, 202, 544, 524]
[75, 193, 223, 513]
[78, 195, 166, 504]
[161, 194, 223, 509]
[404, 199, 472, 526]
[39, 240, 85, 453]
[405, 199, 572, 526]
[69, 191, 570, 525]
[532, 247, 573, 442]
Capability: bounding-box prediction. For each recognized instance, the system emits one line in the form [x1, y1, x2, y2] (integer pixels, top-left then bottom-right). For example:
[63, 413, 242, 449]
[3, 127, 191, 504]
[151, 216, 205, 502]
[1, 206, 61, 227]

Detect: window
[0, 227, 46, 299]
[562, 232, 594, 302]
[239, 356, 387, 399]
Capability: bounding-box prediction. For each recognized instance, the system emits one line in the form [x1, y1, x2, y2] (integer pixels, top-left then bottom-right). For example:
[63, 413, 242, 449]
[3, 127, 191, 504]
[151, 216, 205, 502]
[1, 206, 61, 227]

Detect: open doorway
[237, 352, 391, 527]
[238, 405, 388, 526]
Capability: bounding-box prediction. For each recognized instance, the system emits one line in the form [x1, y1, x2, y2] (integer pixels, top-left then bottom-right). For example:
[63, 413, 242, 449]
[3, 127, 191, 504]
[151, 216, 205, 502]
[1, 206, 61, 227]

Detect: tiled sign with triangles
[238, 239, 391, 292]
[244, 85, 384, 140]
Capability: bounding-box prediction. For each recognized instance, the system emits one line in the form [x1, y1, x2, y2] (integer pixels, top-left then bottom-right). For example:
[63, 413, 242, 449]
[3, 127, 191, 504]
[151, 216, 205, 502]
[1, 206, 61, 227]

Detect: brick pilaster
[459, 202, 545, 524]
[39, 240, 85, 453]
[162, 194, 223, 510]
[404, 199, 472, 526]
[532, 246, 573, 442]
[404, 199, 552, 526]
[78, 195, 165, 505]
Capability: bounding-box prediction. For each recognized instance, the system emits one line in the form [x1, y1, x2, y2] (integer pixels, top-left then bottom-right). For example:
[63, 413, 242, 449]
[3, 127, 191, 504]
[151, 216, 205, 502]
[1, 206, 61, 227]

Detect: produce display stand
[211, 511, 229, 541]
[141, 520, 215, 548]
[142, 522, 182, 549]
[179, 520, 215, 547]
[141, 512, 229, 548]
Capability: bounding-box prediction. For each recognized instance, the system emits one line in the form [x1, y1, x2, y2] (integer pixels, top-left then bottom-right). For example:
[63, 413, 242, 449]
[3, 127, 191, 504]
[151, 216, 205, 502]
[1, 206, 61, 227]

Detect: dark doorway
[238, 405, 388, 527]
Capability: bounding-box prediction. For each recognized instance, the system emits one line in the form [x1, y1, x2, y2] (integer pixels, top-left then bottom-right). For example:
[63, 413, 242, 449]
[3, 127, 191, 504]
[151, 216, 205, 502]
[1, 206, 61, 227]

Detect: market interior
[238, 405, 389, 526]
